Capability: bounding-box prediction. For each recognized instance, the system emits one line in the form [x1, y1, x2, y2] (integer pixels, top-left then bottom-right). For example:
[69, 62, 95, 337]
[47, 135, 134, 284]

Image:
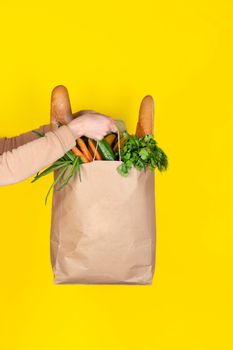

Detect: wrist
[67, 117, 85, 139]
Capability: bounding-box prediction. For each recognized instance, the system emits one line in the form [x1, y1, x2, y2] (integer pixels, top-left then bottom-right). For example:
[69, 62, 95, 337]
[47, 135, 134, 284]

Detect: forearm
[0, 123, 52, 155]
[0, 125, 76, 186]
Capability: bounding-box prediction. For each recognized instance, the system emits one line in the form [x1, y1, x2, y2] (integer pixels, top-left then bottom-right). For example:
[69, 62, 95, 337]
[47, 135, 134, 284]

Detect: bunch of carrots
[70, 132, 121, 163]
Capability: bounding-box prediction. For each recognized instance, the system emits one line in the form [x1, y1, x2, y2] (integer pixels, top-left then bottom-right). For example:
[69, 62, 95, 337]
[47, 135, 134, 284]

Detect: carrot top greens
[31, 130, 83, 205]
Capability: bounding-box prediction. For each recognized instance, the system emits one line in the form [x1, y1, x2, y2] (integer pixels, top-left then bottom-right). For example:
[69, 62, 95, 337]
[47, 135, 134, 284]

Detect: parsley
[115, 131, 168, 176]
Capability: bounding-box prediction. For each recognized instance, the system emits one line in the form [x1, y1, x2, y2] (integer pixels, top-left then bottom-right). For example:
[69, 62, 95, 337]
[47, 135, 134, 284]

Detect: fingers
[94, 112, 118, 133]
[107, 119, 118, 133]
[73, 109, 97, 118]
[73, 110, 118, 133]
[110, 121, 118, 133]
[94, 125, 117, 141]
[69, 108, 118, 141]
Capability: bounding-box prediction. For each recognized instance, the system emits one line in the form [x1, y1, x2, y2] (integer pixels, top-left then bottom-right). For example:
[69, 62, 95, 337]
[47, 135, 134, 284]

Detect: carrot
[71, 146, 89, 163]
[113, 135, 127, 152]
[88, 138, 102, 160]
[104, 133, 116, 146]
[76, 137, 93, 161]
[88, 144, 94, 156]
[136, 95, 154, 137]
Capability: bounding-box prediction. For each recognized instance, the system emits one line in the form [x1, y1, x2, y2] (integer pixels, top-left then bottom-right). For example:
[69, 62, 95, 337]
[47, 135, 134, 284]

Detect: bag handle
[92, 129, 121, 162]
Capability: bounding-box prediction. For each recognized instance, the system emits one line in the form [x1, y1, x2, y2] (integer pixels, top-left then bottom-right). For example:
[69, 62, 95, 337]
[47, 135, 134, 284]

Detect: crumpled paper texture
[50, 160, 156, 284]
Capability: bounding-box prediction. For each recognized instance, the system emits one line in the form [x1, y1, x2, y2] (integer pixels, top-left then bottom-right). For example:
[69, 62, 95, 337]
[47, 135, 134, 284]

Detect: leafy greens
[115, 131, 168, 176]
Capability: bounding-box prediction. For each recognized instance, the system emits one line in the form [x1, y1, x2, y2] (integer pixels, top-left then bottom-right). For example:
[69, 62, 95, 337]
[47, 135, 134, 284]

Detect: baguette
[50, 85, 73, 130]
[136, 95, 154, 137]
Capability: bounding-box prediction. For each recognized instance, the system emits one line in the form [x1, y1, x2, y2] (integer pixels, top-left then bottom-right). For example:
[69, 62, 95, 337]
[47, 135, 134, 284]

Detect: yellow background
[0, 1, 232, 349]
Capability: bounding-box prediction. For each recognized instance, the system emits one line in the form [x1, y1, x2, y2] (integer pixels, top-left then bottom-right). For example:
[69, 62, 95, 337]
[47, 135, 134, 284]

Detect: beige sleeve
[0, 124, 76, 186]
[0, 123, 53, 153]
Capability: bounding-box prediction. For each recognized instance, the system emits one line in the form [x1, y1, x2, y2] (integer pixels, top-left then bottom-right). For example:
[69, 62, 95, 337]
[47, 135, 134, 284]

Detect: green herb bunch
[115, 131, 168, 176]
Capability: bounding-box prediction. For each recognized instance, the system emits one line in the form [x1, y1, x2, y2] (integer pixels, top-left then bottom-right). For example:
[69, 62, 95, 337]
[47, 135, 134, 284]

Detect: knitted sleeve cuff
[50, 125, 76, 152]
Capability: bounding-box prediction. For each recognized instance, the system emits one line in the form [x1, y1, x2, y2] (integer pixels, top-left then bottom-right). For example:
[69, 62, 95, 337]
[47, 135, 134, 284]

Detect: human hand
[67, 111, 118, 141]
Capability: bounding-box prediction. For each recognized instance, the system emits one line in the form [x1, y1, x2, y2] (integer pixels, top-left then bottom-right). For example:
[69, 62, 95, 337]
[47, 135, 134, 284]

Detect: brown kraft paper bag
[50, 156, 156, 285]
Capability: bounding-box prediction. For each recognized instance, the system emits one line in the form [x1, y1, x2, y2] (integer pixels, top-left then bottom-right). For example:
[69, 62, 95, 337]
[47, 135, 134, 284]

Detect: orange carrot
[76, 137, 93, 161]
[113, 135, 127, 152]
[104, 133, 116, 146]
[88, 144, 93, 156]
[71, 146, 89, 163]
[88, 138, 102, 160]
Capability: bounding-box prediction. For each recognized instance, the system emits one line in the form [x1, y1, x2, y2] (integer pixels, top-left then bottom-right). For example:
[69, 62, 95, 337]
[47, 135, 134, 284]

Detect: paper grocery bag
[50, 160, 156, 284]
